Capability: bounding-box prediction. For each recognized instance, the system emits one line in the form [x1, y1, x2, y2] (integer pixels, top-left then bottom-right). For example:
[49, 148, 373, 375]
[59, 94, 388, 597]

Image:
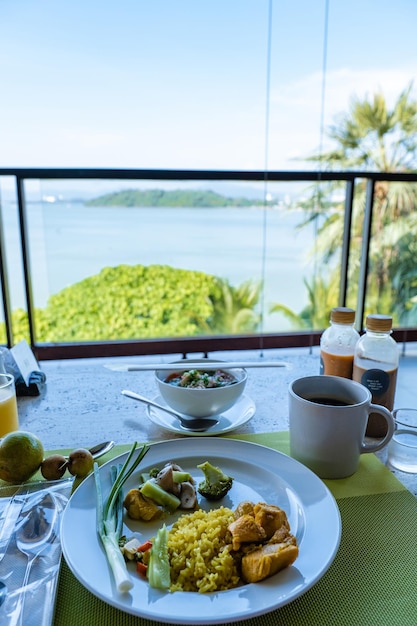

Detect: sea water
[1, 201, 317, 332]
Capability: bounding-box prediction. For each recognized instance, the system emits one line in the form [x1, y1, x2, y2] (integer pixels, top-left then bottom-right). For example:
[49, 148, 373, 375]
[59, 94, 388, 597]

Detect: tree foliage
[271, 84, 417, 329]
[86, 189, 256, 208]
[323, 84, 417, 171]
[4, 265, 261, 343]
[209, 279, 262, 334]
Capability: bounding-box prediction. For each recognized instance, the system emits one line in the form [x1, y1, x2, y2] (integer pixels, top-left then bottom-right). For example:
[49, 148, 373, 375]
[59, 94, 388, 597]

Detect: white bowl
[155, 359, 247, 418]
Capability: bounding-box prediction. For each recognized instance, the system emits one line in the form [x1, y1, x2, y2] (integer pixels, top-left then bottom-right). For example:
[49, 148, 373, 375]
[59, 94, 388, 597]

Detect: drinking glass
[387, 408, 417, 473]
[0, 374, 19, 437]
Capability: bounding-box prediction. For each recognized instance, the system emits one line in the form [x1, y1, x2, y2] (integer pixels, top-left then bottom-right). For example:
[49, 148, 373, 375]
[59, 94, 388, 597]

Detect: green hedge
[3, 264, 261, 343]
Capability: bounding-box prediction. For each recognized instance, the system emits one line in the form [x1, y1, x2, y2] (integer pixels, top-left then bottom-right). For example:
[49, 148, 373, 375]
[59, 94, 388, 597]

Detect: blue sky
[1, 0, 416, 170]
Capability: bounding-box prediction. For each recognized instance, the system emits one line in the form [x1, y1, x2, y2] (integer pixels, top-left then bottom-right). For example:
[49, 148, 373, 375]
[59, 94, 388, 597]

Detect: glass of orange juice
[0, 374, 19, 437]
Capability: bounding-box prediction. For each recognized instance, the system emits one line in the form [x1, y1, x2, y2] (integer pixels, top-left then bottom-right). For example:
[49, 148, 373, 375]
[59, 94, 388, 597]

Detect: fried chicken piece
[253, 502, 290, 540]
[268, 526, 295, 544]
[123, 488, 162, 521]
[234, 501, 255, 518]
[228, 514, 266, 550]
[241, 540, 299, 583]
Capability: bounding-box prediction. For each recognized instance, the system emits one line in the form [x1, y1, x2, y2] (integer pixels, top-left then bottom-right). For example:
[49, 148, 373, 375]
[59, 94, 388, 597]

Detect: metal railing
[1, 167, 417, 360]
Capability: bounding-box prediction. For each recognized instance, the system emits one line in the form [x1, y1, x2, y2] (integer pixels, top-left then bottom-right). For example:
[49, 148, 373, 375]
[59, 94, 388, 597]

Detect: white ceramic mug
[288, 375, 395, 479]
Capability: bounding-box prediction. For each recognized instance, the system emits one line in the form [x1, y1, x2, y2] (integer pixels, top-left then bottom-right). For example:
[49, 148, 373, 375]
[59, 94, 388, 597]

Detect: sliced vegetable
[136, 561, 148, 576]
[137, 540, 153, 553]
[172, 470, 192, 483]
[121, 537, 142, 560]
[140, 479, 181, 513]
[147, 524, 170, 590]
[94, 442, 149, 593]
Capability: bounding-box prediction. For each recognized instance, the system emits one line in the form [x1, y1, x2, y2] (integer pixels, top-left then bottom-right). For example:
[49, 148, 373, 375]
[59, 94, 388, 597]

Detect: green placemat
[229, 432, 407, 499]
[24, 431, 409, 500]
[52, 433, 417, 626]
[53, 431, 405, 500]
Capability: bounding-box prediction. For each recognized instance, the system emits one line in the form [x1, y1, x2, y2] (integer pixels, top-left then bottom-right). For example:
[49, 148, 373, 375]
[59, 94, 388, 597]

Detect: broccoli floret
[197, 461, 233, 501]
[140, 467, 160, 483]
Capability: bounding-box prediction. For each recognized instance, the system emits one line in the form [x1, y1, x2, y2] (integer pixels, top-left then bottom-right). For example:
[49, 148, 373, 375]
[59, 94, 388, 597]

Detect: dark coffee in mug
[289, 375, 395, 478]
[307, 396, 353, 406]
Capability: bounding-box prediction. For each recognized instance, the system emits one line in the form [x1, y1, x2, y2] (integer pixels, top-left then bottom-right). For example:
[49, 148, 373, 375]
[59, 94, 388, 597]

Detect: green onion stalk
[94, 442, 149, 592]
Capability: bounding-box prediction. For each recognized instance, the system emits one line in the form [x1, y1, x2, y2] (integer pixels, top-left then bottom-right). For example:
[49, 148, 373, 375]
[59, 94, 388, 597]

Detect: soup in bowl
[155, 359, 247, 418]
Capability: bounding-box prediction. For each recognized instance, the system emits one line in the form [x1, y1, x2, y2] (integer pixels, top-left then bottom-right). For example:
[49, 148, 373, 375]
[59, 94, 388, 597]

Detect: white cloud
[272, 66, 417, 115]
[2, 64, 416, 171]
[267, 66, 417, 169]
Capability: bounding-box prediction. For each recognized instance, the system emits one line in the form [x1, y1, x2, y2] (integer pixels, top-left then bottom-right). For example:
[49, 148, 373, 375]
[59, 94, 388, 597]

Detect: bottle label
[360, 368, 390, 398]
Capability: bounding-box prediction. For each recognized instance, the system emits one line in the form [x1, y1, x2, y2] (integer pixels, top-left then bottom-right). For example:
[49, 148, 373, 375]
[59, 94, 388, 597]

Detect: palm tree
[322, 84, 417, 171]
[387, 211, 417, 323]
[272, 84, 417, 328]
[270, 273, 339, 329]
[210, 279, 262, 334]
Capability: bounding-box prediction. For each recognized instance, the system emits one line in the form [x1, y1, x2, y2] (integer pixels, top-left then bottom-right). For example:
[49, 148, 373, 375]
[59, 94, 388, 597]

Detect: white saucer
[146, 393, 256, 436]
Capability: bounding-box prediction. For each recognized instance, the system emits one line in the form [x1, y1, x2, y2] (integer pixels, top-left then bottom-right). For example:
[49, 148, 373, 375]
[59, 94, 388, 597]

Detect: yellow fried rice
[167, 507, 240, 593]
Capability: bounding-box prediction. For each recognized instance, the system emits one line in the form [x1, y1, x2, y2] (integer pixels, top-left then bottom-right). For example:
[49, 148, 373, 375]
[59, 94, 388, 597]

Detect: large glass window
[1, 1, 416, 350]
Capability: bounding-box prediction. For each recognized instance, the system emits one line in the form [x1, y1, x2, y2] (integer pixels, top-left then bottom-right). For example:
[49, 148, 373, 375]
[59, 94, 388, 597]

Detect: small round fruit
[68, 448, 94, 478]
[0, 431, 44, 483]
[41, 454, 68, 480]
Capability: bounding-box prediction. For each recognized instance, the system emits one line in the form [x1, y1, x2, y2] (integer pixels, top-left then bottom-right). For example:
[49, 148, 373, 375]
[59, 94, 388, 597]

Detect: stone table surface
[16, 347, 417, 497]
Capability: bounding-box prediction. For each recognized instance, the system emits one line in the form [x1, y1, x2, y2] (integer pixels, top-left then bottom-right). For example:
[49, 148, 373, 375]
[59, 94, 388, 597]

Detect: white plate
[61, 438, 341, 625]
[146, 393, 256, 436]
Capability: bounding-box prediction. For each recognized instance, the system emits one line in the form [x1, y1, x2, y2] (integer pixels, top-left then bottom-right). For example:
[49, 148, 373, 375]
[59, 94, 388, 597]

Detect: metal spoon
[61, 440, 115, 462]
[121, 389, 219, 431]
[14, 492, 59, 624]
[87, 440, 115, 459]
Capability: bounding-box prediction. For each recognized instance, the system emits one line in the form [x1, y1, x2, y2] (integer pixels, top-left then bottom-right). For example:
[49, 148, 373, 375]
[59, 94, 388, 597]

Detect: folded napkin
[0, 478, 73, 626]
[1, 340, 46, 396]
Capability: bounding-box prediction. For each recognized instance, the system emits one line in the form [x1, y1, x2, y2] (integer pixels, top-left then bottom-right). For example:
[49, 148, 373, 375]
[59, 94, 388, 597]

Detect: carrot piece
[136, 561, 148, 576]
[137, 540, 153, 553]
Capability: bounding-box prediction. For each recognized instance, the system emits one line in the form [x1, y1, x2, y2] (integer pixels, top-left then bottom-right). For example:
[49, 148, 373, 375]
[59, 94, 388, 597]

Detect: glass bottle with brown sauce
[352, 314, 398, 437]
[320, 307, 359, 378]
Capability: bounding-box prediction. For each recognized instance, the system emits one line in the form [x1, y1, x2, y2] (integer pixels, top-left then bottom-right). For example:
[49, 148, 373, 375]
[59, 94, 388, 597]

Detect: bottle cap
[366, 314, 392, 332]
[330, 307, 356, 324]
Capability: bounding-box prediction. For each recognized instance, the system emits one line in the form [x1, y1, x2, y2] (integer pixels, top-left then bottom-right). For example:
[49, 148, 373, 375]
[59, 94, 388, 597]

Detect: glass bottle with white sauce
[320, 307, 359, 379]
[352, 314, 398, 437]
